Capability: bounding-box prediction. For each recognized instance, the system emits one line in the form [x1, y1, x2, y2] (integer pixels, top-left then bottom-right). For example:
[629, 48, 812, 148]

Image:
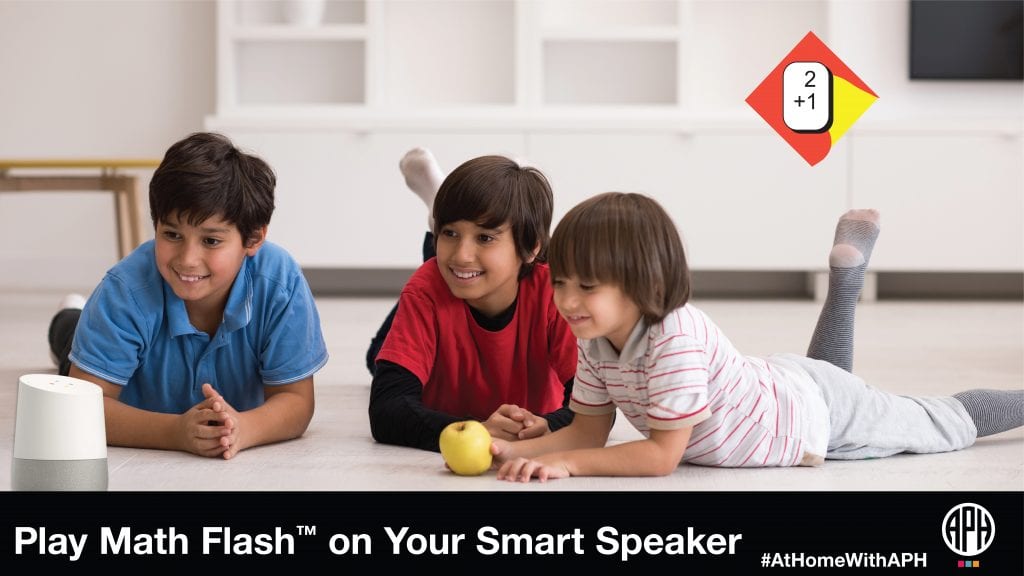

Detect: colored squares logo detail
[746, 31, 878, 166]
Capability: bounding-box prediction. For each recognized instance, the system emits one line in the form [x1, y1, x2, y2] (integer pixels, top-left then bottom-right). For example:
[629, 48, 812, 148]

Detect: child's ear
[244, 226, 268, 256]
[525, 242, 541, 264]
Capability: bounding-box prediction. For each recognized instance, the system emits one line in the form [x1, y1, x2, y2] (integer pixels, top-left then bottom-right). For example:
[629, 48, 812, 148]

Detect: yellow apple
[439, 420, 493, 476]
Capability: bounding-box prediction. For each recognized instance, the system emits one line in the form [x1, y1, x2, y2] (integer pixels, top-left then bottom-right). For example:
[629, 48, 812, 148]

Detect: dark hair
[149, 132, 275, 245]
[433, 155, 553, 279]
[549, 192, 690, 324]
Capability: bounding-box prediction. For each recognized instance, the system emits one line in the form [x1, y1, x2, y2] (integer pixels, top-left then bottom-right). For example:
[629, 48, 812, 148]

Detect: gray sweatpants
[785, 355, 978, 460]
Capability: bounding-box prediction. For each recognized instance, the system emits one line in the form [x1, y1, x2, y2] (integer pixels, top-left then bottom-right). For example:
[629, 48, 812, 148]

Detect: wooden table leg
[106, 177, 123, 260]
[108, 176, 129, 260]
[107, 175, 144, 260]
[125, 175, 143, 254]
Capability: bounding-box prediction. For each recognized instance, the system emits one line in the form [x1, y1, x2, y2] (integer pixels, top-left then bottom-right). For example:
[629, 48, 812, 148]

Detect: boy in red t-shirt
[368, 149, 577, 451]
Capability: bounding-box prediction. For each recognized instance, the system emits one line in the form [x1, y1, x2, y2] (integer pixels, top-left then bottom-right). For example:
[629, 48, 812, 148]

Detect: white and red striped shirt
[569, 304, 828, 467]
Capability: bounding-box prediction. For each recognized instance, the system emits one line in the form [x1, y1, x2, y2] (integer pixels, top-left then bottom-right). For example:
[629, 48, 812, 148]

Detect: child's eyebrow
[199, 226, 232, 234]
[159, 219, 230, 235]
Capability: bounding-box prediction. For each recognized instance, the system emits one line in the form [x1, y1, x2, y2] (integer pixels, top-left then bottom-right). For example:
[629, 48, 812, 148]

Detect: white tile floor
[1, 290, 1021, 491]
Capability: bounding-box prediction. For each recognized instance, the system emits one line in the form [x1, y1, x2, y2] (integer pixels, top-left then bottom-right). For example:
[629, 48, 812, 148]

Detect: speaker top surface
[19, 374, 103, 397]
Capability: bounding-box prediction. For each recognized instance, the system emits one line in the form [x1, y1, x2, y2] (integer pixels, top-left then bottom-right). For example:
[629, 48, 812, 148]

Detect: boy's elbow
[368, 418, 385, 444]
[286, 408, 313, 441]
[646, 428, 689, 476]
[367, 400, 390, 444]
[288, 396, 315, 439]
[367, 418, 404, 447]
[640, 455, 680, 477]
[367, 413, 402, 447]
[653, 460, 680, 477]
[651, 448, 684, 476]
[367, 400, 437, 451]
[296, 410, 314, 438]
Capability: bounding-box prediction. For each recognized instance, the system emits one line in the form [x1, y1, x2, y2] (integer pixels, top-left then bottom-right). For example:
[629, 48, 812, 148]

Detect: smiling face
[552, 276, 642, 353]
[155, 213, 264, 324]
[435, 219, 534, 318]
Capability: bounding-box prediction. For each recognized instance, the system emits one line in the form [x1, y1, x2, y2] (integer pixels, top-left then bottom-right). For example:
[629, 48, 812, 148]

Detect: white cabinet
[662, 133, 849, 271]
[849, 133, 1024, 272]
[526, 132, 846, 271]
[209, 1, 1024, 274]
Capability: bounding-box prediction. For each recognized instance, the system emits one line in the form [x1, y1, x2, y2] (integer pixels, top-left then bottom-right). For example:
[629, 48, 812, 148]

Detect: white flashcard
[783, 61, 832, 133]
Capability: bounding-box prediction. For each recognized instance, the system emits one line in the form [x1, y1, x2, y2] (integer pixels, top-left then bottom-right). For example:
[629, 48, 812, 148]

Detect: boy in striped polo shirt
[491, 193, 1022, 481]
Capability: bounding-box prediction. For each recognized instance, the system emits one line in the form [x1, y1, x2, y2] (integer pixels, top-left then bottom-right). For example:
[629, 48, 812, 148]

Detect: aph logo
[942, 503, 995, 556]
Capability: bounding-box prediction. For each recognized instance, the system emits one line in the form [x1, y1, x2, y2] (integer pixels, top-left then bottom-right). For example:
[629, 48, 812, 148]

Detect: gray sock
[807, 210, 880, 372]
[953, 389, 1024, 438]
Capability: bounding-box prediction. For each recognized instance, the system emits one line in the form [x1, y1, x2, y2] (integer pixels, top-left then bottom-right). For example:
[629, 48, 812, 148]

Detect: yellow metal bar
[0, 159, 161, 170]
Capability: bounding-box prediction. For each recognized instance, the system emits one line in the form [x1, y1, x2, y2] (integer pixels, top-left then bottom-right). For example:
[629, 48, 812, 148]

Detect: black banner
[2, 491, 1020, 572]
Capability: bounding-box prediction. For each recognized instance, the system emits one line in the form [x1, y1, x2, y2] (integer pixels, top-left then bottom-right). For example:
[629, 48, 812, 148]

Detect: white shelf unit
[541, 40, 678, 105]
[231, 25, 367, 41]
[217, 0, 372, 113]
[216, 0, 696, 116]
[214, 1, 839, 115]
[380, 0, 516, 108]
[213, 0, 842, 122]
[533, 0, 680, 106]
[232, 0, 367, 25]
[235, 40, 365, 105]
[209, 0, 1024, 273]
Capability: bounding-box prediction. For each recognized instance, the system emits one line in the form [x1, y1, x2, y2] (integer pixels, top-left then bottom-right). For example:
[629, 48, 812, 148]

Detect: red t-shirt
[375, 259, 577, 421]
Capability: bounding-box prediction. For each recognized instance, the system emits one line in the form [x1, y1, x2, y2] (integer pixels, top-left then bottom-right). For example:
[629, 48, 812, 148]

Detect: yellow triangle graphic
[830, 76, 878, 144]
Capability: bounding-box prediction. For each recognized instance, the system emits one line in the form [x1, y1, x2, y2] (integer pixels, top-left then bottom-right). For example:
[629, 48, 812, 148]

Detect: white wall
[0, 0, 215, 291]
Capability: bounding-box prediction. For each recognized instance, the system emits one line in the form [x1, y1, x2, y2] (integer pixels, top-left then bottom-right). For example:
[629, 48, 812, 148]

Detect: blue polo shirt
[69, 240, 328, 414]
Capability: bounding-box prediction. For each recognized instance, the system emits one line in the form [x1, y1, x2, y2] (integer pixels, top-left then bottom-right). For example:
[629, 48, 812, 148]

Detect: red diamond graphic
[747, 31, 878, 166]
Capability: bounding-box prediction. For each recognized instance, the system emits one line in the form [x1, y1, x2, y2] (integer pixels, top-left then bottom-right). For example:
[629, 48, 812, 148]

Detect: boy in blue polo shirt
[46, 132, 328, 460]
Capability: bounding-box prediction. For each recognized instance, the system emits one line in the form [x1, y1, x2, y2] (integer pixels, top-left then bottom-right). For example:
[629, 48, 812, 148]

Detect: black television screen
[910, 0, 1023, 80]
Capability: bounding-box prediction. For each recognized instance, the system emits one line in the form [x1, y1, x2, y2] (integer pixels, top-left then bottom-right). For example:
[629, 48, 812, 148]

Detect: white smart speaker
[12, 374, 108, 490]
